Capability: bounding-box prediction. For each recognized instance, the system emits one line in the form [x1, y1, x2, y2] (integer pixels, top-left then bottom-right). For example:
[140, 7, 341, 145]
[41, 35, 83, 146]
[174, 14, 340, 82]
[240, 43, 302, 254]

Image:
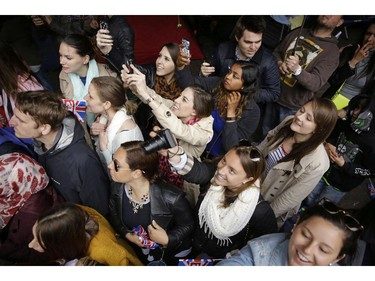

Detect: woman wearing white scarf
[168, 143, 278, 259]
[84, 76, 143, 170]
[198, 180, 260, 246]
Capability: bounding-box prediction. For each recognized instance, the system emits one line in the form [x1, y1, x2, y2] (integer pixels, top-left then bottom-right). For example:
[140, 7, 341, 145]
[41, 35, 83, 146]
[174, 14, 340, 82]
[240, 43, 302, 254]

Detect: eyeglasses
[113, 158, 132, 173]
[238, 139, 261, 162]
[319, 198, 364, 232]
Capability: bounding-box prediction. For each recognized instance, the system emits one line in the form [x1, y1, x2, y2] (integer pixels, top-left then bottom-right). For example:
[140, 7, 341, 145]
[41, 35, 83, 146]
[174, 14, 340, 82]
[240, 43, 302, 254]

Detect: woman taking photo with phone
[122, 66, 213, 159]
[122, 65, 214, 205]
[120, 42, 184, 137]
[175, 56, 260, 158]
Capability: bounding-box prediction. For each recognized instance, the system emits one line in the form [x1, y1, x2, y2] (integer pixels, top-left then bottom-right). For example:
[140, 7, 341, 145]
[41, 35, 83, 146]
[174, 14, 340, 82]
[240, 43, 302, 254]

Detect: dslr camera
[142, 129, 177, 154]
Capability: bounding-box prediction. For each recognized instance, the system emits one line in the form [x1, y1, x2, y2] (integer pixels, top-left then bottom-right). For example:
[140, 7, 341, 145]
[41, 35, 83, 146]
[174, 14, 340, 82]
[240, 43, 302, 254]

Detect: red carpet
[125, 15, 204, 65]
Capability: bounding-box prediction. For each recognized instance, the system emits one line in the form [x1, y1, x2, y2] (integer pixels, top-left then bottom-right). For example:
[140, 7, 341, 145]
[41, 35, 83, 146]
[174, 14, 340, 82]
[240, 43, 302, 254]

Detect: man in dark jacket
[9, 90, 110, 216]
[198, 15, 280, 105]
[176, 16, 280, 141]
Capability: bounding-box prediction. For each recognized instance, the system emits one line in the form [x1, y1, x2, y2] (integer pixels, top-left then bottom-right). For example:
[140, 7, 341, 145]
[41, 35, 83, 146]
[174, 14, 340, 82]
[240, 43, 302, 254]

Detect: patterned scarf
[198, 180, 260, 246]
[154, 76, 181, 100]
[0, 153, 49, 229]
[159, 117, 201, 188]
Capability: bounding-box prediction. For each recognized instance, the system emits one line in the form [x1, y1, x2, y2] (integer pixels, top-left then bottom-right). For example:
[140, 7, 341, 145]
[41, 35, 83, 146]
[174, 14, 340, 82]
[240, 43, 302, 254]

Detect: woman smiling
[257, 97, 338, 228]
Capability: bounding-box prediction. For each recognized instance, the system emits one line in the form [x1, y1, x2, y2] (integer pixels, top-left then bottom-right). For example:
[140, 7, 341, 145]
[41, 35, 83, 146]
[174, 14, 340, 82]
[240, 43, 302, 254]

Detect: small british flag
[62, 99, 87, 123]
[178, 259, 221, 266]
[133, 225, 159, 249]
[368, 178, 375, 199]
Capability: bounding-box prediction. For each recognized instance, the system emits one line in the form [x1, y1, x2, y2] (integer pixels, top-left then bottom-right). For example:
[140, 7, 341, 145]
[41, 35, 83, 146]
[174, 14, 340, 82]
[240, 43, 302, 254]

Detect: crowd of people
[1, 15, 375, 266]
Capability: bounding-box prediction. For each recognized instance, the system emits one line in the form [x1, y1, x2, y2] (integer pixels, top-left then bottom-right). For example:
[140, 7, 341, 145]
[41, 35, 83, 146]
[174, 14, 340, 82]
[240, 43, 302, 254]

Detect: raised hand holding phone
[96, 21, 113, 55]
[181, 38, 191, 65]
[201, 55, 215, 77]
[125, 59, 134, 74]
[100, 20, 108, 30]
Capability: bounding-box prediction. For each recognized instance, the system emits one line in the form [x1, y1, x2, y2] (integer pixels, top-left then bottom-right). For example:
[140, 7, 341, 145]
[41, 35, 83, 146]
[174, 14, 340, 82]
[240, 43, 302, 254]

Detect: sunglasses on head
[319, 198, 364, 232]
[238, 139, 261, 162]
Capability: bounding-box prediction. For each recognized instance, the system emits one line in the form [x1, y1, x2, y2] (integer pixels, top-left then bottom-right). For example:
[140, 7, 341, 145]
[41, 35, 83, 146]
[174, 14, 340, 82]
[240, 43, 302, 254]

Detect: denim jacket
[217, 233, 289, 266]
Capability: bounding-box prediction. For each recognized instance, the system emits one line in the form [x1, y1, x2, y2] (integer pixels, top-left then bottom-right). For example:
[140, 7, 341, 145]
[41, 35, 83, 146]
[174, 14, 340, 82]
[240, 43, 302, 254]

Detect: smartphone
[100, 21, 108, 30]
[125, 59, 134, 74]
[181, 38, 190, 57]
[204, 55, 215, 67]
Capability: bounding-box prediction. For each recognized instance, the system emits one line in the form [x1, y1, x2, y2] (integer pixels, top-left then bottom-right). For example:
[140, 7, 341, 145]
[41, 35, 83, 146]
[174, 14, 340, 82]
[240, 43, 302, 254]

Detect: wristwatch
[292, 65, 302, 76]
[348, 61, 356, 70]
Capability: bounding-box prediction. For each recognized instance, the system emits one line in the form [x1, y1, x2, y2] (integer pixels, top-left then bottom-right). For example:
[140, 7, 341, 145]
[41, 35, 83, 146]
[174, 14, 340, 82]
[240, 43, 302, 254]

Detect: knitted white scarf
[98, 108, 131, 153]
[198, 180, 260, 246]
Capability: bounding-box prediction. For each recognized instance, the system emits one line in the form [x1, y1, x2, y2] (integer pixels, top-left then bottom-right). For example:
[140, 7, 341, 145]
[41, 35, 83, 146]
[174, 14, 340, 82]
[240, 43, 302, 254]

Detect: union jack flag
[178, 259, 221, 266]
[368, 179, 375, 199]
[62, 99, 86, 123]
[133, 225, 159, 249]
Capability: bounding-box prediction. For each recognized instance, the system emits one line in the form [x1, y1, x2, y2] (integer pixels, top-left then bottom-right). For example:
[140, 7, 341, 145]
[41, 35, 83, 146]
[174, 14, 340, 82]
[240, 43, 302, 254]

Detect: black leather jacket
[103, 16, 134, 74]
[109, 181, 195, 252]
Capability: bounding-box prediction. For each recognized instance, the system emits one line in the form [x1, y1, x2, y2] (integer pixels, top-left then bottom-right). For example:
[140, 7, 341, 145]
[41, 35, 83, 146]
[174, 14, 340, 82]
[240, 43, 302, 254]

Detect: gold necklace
[127, 186, 149, 214]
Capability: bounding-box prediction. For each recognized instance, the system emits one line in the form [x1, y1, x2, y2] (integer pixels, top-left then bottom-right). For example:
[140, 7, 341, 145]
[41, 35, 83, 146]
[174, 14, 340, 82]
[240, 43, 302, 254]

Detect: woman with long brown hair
[0, 42, 43, 127]
[257, 97, 338, 228]
[174, 58, 260, 158]
[167, 142, 277, 259]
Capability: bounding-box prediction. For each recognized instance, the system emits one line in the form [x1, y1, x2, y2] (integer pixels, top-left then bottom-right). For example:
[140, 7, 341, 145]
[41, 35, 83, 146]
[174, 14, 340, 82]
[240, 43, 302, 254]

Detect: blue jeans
[305, 178, 347, 206]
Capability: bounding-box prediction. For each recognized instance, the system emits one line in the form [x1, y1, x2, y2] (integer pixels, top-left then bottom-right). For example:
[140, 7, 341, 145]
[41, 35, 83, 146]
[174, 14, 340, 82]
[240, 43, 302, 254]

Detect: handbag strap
[203, 129, 223, 159]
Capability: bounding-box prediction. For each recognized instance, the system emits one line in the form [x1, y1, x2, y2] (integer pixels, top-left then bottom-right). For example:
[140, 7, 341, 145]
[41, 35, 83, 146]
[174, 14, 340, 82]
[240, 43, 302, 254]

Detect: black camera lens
[143, 129, 177, 154]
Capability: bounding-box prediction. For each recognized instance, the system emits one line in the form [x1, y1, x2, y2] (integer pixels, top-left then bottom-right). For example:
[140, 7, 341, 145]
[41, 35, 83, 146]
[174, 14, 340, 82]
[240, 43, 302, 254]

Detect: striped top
[264, 144, 288, 177]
